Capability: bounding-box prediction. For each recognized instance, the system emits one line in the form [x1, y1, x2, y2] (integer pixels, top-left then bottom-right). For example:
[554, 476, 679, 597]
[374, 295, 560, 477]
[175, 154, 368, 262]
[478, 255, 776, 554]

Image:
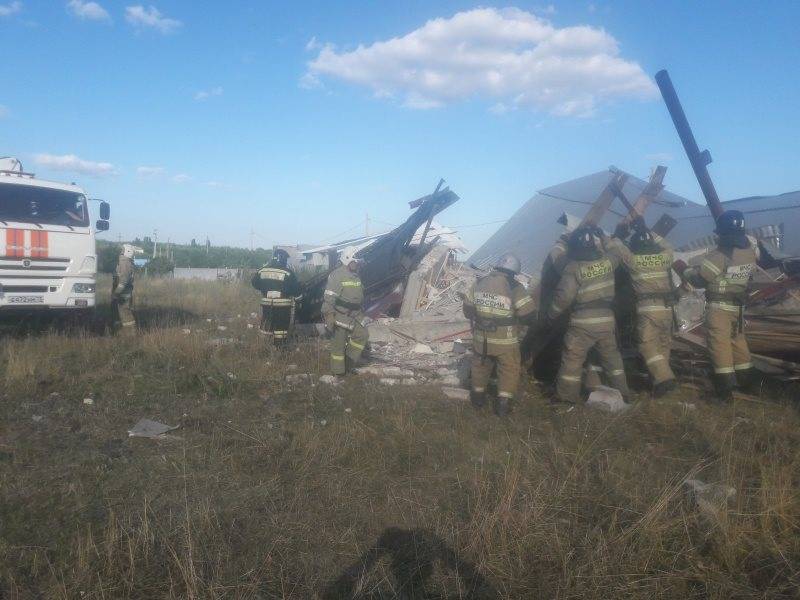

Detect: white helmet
[340, 246, 361, 266]
[122, 244, 143, 259]
[495, 253, 521, 275]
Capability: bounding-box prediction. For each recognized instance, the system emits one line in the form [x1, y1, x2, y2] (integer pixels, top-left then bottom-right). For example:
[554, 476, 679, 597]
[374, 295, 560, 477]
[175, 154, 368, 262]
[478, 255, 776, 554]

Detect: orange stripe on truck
[5, 229, 25, 257]
[31, 230, 49, 258]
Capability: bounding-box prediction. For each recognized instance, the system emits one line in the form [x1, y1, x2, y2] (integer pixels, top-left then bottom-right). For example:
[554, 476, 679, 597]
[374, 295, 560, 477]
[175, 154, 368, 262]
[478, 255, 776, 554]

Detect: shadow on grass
[0, 304, 200, 337]
[132, 306, 200, 331]
[322, 527, 497, 600]
[0, 309, 108, 337]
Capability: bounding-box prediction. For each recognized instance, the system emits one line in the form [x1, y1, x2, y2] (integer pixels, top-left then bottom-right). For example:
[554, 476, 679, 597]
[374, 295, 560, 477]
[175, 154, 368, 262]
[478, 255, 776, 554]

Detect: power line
[320, 219, 370, 243]
[450, 218, 510, 229]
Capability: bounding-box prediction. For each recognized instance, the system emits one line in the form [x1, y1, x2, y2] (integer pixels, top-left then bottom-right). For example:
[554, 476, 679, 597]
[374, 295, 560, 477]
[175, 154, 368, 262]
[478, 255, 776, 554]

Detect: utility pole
[153, 229, 158, 258]
[365, 212, 370, 237]
[250, 228, 255, 251]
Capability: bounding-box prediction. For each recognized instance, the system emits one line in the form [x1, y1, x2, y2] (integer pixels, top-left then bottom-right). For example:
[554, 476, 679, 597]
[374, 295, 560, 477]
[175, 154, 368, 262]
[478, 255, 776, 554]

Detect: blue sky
[2, 1, 798, 252]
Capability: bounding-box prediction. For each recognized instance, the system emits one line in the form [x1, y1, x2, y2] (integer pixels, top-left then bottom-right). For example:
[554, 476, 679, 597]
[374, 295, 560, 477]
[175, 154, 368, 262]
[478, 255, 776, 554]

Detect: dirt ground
[1, 277, 799, 599]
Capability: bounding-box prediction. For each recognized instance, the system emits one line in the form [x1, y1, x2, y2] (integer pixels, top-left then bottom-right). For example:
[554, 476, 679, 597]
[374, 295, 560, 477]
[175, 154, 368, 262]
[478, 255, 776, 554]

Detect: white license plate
[8, 296, 45, 304]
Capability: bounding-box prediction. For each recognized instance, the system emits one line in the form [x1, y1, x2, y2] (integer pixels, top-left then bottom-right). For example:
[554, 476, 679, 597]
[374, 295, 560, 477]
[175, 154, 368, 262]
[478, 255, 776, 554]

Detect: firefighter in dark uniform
[251, 249, 302, 343]
[680, 210, 760, 402]
[463, 253, 536, 416]
[547, 226, 631, 404]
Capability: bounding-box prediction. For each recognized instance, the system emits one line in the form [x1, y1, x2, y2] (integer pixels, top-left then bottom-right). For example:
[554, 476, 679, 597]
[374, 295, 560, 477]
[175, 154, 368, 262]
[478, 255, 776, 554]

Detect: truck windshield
[0, 183, 89, 227]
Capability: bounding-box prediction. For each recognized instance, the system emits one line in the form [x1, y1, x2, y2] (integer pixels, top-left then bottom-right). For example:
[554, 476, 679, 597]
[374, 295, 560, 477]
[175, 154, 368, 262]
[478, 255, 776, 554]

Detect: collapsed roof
[296, 182, 462, 322]
[469, 168, 800, 276]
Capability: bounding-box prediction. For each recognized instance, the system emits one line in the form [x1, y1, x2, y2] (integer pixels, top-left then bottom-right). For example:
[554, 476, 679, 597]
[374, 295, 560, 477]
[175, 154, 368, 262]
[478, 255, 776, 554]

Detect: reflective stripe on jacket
[684, 240, 758, 305]
[323, 265, 364, 319]
[617, 233, 675, 306]
[252, 263, 301, 297]
[464, 270, 534, 350]
[548, 239, 622, 325]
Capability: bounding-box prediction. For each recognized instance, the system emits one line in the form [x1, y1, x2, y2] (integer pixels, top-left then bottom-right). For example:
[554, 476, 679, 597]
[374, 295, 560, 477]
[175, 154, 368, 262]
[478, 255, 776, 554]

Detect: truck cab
[0, 157, 109, 314]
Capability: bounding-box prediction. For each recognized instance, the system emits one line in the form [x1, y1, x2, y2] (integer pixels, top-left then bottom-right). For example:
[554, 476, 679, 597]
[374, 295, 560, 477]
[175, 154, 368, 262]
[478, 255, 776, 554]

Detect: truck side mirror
[96, 220, 110, 231]
[99, 201, 110, 220]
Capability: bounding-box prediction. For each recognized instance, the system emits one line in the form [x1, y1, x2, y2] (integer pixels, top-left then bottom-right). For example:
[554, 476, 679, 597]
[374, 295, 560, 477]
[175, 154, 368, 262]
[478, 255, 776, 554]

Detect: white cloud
[645, 152, 673, 163]
[172, 173, 192, 183]
[0, 104, 9, 118]
[67, 0, 110, 21]
[136, 165, 165, 178]
[125, 5, 181, 33]
[194, 86, 223, 101]
[0, 1, 21, 17]
[305, 7, 656, 117]
[34, 153, 116, 177]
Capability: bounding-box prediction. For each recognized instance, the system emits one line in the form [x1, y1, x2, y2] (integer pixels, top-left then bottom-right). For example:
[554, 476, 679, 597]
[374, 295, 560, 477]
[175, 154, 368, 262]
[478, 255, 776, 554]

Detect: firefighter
[680, 210, 759, 402]
[613, 219, 678, 396]
[547, 226, 631, 404]
[112, 244, 140, 332]
[251, 248, 302, 344]
[463, 253, 535, 416]
[541, 232, 606, 391]
[323, 246, 368, 377]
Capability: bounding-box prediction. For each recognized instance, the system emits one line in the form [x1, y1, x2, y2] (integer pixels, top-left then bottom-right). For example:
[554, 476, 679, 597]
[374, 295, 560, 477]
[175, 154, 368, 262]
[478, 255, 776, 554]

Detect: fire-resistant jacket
[323, 265, 364, 320]
[617, 233, 675, 303]
[684, 238, 759, 308]
[113, 256, 134, 298]
[463, 270, 535, 353]
[251, 261, 301, 299]
[548, 240, 623, 324]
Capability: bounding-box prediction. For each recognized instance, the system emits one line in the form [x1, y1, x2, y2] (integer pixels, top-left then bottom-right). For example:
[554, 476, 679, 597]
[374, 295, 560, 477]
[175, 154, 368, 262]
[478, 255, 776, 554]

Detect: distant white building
[172, 267, 244, 281]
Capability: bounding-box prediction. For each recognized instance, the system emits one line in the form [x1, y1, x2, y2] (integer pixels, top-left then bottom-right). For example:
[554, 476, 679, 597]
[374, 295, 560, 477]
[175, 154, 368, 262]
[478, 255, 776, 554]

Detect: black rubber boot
[736, 367, 761, 393]
[494, 397, 512, 417]
[470, 390, 486, 409]
[712, 374, 735, 404]
[653, 379, 678, 398]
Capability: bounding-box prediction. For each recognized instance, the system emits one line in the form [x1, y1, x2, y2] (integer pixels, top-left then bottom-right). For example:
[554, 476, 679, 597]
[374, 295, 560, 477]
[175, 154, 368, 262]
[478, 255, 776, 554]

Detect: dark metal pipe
[655, 69, 724, 219]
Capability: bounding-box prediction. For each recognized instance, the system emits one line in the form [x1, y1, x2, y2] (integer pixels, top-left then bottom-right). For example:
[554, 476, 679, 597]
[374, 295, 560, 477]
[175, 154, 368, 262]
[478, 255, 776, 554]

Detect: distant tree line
[97, 239, 273, 274]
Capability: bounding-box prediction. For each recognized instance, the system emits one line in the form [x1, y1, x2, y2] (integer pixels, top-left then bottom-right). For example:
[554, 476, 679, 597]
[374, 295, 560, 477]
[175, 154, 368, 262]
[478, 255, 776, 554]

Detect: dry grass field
[1, 276, 799, 599]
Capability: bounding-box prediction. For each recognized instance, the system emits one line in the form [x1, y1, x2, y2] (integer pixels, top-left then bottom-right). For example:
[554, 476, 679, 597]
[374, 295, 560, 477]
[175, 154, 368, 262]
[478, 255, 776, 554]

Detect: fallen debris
[356, 365, 415, 378]
[286, 373, 313, 385]
[128, 418, 179, 439]
[683, 478, 736, 522]
[207, 337, 237, 347]
[441, 387, 470, 401]
[412, 343, 434, 354]
[586, 386, 629, 413]
[319, 375, 342, 386]
[379, 377, 418, 386]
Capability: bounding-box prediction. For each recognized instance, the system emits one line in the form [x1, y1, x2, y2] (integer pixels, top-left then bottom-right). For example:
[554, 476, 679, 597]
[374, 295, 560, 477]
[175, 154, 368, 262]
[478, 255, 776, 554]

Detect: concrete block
[586, 386, 629, 413]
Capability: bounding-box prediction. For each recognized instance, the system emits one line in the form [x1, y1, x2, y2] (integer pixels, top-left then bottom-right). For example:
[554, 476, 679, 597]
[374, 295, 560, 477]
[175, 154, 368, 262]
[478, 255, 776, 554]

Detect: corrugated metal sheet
[469, 169, 800, 275]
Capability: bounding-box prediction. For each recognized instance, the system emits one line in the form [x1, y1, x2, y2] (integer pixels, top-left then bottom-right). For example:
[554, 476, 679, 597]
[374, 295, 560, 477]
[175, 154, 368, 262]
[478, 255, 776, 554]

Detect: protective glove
[613, 222, 630, 240]
[672, 259, 688, 277]
[631, 215, 647, 232]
